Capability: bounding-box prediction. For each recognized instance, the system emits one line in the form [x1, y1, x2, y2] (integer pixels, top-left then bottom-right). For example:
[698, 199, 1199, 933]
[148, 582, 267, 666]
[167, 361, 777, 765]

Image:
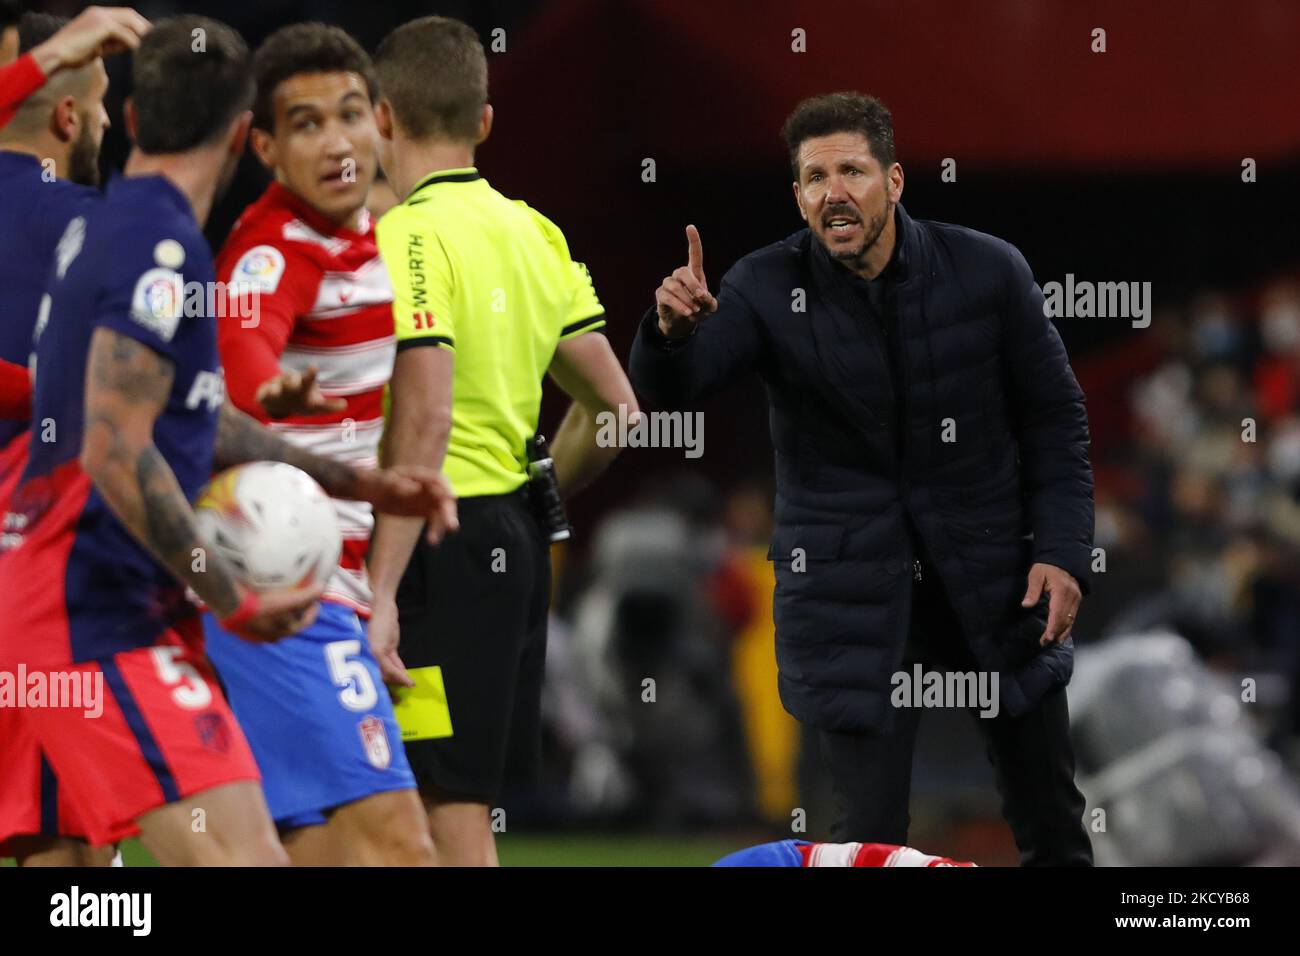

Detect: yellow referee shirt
[376, 167, 606, 497]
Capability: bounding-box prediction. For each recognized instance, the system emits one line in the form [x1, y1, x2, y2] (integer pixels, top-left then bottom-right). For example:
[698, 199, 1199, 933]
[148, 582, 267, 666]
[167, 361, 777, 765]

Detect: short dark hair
[374, 16, 486, 142]
[0, 0, 24, 33]
[252, 23, 377, 132]
[17, 12, 65, 53]
[781, 92, 896, 179]
[131, 16, 252, 154]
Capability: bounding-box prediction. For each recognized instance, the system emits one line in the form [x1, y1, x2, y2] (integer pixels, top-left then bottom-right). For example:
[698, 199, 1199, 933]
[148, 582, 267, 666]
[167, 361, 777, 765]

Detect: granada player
[202, 23, 432, 866]
[0, 11, 112, 868]
[0, 17, 455, 867]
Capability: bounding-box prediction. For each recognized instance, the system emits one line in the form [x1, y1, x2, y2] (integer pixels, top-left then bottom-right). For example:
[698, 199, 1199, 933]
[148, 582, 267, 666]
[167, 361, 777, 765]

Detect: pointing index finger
[685, 224, 705, 280]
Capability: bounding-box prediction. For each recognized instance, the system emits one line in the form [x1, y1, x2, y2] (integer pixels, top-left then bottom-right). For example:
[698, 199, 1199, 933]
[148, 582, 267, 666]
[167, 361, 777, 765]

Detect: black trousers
[396, 490, 551, 801]
[818, 572, 1094, 866]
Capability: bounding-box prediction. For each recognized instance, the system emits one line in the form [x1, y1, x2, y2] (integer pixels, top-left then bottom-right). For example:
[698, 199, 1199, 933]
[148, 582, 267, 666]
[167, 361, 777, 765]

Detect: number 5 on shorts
[151, 645, 213, 710]
[325, 640, 378, 712]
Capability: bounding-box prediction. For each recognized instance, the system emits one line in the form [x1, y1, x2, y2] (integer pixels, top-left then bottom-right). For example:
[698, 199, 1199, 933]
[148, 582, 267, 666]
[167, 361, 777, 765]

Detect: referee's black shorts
[394, 487, 551, 802]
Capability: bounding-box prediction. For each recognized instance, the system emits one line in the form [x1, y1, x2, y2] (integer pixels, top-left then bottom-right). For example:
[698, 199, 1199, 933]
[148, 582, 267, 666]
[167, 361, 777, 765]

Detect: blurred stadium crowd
[1080, 277, 1300, 700]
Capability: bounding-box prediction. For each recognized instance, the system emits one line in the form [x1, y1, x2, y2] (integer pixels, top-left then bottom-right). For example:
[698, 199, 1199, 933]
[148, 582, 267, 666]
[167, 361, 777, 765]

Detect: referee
[366, 16, 639, 866]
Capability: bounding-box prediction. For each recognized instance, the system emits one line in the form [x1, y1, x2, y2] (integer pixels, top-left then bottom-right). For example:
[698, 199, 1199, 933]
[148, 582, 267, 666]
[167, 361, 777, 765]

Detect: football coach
[628, 93, 1095, 865]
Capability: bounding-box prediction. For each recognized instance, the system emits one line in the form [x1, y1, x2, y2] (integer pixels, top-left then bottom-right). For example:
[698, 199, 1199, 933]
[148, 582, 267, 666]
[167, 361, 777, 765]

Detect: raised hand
[31, 7, 151, 74]
[655, 224, 718, 339]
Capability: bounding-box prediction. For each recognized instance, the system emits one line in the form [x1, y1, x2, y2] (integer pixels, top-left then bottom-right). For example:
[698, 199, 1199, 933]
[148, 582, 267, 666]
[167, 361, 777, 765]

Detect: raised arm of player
[81, 326, 320, 639]
[547, 332, 639, 498]
[28, 6, 151, 75]
[0, 53, 45, 129]
[2, 7, 150, 127]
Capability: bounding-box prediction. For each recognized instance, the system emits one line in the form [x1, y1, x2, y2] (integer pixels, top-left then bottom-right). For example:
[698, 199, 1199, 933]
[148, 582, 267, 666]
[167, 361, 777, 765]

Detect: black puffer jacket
[628, 204, 1094, 732]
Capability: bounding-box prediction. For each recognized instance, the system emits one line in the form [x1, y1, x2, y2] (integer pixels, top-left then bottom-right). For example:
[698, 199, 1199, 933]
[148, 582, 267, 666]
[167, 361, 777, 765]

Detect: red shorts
[0, 705, 98, 857]
[6, 625, 260, 847]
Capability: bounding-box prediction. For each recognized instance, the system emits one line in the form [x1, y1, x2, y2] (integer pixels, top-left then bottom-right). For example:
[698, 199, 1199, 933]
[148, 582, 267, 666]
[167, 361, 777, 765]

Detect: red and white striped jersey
[216, 182, 394, 615]
[800, 842, 976, 867]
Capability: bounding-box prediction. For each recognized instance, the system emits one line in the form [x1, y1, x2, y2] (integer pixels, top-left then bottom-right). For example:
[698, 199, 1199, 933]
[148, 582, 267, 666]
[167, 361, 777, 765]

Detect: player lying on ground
[713, 840, 976, 867]
[0, 16, 455, 867]
[202, 23, 434, 866]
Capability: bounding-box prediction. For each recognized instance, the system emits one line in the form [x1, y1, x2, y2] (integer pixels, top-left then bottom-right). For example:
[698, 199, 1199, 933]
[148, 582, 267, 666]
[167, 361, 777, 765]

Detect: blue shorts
[203, 601, 415, 828]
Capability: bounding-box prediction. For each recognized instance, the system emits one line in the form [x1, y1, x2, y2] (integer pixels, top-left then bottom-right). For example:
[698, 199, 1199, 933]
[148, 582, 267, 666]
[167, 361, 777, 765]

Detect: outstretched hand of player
[352, 465, 459, 545]
[255, 365, 348, 419]
[367, 596, 414, 687]
[654, 224, 718, 339]
[31, 6, 151, 75]
[223, 583, 324, 643]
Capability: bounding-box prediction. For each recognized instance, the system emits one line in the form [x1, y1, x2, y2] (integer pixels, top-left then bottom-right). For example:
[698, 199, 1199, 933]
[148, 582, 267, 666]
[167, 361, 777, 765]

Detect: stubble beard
[69, 118, 101, 188]
[825, 199, 893, 272]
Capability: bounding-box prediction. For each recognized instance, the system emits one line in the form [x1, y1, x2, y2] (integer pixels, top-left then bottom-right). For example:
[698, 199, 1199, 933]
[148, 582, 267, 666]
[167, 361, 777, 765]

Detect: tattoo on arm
[214, 402, 360, 499]
[88, 327, 173, 403]
[136, 445, 240, 614]
[82, 329, 241, 617]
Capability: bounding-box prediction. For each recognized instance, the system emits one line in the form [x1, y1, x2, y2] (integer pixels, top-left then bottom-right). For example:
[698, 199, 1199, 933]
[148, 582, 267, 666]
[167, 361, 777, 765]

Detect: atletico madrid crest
[194, 712, 231, 754]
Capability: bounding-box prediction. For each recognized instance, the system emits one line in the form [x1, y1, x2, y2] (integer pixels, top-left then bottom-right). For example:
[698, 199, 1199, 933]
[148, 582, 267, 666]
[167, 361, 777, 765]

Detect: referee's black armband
[560, 313, 606, 338]
[397, 336, 454, 352]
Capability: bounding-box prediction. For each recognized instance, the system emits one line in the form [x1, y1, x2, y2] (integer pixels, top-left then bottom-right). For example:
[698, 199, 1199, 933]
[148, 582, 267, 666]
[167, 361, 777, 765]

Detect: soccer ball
[194, 461, 341, 592]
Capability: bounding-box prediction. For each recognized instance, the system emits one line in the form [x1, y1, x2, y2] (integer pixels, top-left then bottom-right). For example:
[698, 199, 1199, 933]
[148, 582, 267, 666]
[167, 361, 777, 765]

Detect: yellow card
[391, 666, 454, 741]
